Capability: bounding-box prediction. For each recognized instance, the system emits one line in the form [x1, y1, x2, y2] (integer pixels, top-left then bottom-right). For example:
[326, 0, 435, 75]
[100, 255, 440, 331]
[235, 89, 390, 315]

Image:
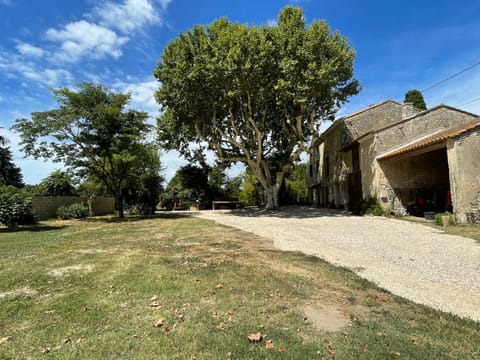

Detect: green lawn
[402, 215, 480, 243]
[1, 215, 479, 359]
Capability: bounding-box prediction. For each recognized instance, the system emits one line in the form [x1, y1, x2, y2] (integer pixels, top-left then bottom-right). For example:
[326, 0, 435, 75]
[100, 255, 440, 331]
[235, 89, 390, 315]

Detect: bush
[352, 197, 385, 216]
[0, 186, 36, 228]
[57, 203, 89, 220]
[434, 212, 454, 226]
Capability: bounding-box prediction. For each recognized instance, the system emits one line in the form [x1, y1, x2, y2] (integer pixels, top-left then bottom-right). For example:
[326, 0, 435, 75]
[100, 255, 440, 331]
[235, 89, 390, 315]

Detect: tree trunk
[116, 193, 125, 218]
[264, 183, 280, 210]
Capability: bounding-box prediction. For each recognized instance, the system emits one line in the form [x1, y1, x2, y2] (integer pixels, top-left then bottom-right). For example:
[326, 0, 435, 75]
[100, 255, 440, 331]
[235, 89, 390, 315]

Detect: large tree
[13, 83, 153, 218]
[154, 6, 360, 209]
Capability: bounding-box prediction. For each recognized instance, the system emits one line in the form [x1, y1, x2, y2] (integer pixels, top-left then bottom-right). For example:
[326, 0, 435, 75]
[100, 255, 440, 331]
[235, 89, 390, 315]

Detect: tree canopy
[13, 83, 155, 217]
[404, 89, 427, 110]
[37, 170, 76, 196]
[154, 6, 360, 209]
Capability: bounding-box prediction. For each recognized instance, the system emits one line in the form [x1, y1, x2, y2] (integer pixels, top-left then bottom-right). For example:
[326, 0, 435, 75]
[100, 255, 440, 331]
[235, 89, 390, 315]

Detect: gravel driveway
[195, 207, 480, 322]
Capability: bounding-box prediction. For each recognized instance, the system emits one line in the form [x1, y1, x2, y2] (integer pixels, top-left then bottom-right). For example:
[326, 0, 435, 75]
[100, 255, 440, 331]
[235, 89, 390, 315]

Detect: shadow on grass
[0, 224, 70, 233]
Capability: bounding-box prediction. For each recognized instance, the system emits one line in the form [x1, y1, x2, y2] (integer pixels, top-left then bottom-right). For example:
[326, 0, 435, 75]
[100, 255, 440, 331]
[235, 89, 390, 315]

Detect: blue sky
[1, 0, 480, 184]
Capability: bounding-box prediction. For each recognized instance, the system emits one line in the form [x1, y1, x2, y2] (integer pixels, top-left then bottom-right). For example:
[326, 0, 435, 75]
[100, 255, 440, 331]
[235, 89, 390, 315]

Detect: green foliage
[154, 6, 360, 209]
[124, 145, 164, 215]
[239, 168, 264, 206]
[282, 163, 308, 205]
[352, 197, 385, 216]
[0, 145, 24, 188]
[434, 212, 455, 226]
[404, 89, 427, 110]
[37, 170, 76, 196]
[162, 164, 210, 209]
[223, 174, 243, 201]
[56, 202, 89, 220]
[0, 186, 36, 227]
[12, 83, 153, 218]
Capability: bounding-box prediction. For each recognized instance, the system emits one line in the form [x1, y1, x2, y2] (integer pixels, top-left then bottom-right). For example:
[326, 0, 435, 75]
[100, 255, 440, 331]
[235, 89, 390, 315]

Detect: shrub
[434, 212, 454, 226]
[57, 202, 89, 220]
[0, 186, 36, 228]
[352, 197, 385, 216]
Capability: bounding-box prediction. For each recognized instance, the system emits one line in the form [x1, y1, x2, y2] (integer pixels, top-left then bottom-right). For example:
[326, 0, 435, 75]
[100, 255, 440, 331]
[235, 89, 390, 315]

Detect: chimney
[402, 102, 416, 119]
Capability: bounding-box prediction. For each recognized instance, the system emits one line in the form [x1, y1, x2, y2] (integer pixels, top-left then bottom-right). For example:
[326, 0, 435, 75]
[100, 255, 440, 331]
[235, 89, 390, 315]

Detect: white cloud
[113, 77, 160, 117]
[16, 42, 47, 57]
[94, 0, 161, 33]
[45, 20, 128, 62]
[22, 68, 73, 87]
[0, 51, 73, 88]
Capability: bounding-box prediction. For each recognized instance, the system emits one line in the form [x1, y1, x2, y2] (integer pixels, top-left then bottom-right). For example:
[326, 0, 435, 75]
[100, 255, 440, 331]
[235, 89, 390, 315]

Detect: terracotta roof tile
[377, 120, 480, 161]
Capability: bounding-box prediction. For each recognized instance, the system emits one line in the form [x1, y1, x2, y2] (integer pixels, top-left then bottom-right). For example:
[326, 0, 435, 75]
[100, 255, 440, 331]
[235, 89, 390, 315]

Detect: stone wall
[375, 106, 477, 155]
[343, 101, 403, 146]
[32, 196, 115, 219]
[370, 106, 478, 218]
[447, 130, 480, 224]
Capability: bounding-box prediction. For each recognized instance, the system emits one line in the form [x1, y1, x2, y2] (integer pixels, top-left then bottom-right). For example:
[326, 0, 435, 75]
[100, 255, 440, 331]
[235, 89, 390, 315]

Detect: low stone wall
[32, 196, 115, 219]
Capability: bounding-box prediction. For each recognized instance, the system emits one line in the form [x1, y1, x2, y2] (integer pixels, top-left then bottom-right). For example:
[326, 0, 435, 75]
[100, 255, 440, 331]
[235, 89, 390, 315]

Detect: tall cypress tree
[404, 89, 427, 110]
[0, 145, 24, 187]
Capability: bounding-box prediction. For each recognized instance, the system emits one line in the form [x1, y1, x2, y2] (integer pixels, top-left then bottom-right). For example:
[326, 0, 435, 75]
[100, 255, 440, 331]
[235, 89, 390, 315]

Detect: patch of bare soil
[0, 287, 38, 299]
[48, 264, 95, 277]
[302, 304, 349, 332]
[74, 248, 107, 254]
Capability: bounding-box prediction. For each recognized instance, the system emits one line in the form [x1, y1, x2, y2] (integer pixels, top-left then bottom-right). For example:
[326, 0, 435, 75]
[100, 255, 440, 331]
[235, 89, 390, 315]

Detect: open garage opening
[379, 147, 451, 218]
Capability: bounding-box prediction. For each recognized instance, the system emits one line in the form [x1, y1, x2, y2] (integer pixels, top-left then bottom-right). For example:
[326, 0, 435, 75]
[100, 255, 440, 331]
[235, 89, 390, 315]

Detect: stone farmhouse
[307, 100, 480, 223]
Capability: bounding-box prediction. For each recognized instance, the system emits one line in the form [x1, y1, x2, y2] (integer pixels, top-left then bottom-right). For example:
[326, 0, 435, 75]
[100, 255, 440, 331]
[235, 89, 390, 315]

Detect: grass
[401, 215, 480, 243]
[0, 214, 479, 359]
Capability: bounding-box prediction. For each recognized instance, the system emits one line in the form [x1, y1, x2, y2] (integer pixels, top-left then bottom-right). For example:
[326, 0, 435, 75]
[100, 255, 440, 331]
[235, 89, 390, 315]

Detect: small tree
[404, 89, 427, 110]
[284, 163, 308, 204]
[124, 145, 164, 215]
[37, 170, 76, 196]
[239, 168, 264, 207]
[163, 164, 210, 209]
[13, 83, 152, 218]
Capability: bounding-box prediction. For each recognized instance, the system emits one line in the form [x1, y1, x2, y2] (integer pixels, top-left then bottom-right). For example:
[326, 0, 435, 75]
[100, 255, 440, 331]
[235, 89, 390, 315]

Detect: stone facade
[307, 100, 480, 223]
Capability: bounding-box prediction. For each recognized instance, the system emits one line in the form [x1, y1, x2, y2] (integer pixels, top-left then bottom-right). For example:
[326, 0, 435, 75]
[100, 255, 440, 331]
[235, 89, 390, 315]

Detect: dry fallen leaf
[326, 343, 335, 355]
[265, 340, 275, 350]
[391, 351, 401, 357]
[151, 301, 161, 308]
[215, 284, 224, 289]
[247, 333, 263, 343]
[154, 318, 165, 328]
[0, 336, 12, 345]
[216, 322, 226, 330]
[150, 295, 159, 301]
[227, 310, 235, 316]
[277, 347, 285, 353]
[41, 347, 51, 354]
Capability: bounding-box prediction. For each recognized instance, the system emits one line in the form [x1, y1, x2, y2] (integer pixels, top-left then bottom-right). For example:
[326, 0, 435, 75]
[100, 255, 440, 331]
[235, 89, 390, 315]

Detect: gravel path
[195, 207, 480, 322]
